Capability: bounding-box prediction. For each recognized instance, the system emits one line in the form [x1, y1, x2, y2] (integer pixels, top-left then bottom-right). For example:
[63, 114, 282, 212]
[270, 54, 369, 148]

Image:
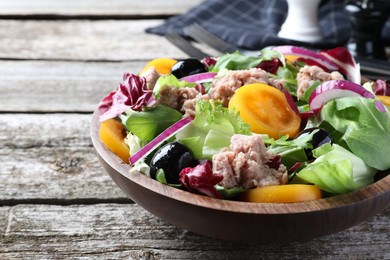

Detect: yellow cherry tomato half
[240, 184, 322, 203]
[139, 58, 177, 75]
[377, 95, 390, 107]
[284, 54, 299, 64]
[99, 118, 130, 163]
[228, 83, 301, 139]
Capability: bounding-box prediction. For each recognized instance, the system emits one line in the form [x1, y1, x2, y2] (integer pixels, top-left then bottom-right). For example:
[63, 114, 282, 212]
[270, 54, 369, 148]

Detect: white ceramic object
[278, 0, 323, 42]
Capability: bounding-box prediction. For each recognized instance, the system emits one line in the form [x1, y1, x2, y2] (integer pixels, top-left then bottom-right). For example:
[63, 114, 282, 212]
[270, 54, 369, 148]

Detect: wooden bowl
[90, 109, 390, 243]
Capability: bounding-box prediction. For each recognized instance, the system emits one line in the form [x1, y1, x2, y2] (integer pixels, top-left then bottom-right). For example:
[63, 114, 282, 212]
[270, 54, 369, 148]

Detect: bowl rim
[91, 109, 390, 215]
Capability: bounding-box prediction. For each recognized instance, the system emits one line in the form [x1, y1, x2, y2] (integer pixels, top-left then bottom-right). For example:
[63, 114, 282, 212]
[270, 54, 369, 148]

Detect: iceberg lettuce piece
[320, 97, 390, 170]
[124, 132, 146, 156]
[296, 143, 377, 195]
[176, 100, 250, 159]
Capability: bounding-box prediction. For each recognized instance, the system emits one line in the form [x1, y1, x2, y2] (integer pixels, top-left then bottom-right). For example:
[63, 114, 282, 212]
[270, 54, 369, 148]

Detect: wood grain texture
[0, 20, 190, 61]
[0, 0, 202, 17]
[0, 114, 127, 201]
[0, 61, 144, 112]
[0, 204, 389, 259]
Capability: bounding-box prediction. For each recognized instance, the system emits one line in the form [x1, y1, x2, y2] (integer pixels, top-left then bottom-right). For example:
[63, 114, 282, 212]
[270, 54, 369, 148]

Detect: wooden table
[0, 1, 389, 259]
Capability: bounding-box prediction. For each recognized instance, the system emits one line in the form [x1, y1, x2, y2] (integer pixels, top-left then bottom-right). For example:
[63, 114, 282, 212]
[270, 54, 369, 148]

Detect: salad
[97, 45, 390, 203]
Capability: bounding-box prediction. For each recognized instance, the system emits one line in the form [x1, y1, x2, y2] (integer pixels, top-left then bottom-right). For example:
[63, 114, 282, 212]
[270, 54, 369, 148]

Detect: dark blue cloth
[146, 0, 390, 50]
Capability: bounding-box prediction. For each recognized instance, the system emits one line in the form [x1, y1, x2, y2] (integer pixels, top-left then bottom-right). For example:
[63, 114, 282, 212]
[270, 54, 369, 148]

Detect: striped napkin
[146, 0, 390, 50]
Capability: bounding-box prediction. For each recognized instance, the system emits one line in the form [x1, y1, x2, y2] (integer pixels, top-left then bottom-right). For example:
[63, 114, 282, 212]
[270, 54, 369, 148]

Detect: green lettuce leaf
[261, 49, 286, 67]
[213, 51, 262, 71]
[153, 75, 196, 99]
[262, 133, 316, 169]
[297, 143, 377, 194]
[124, 105, 182, 142]
[320, 97, 390, 170]
[213, 49, 286, 71]
[176, 100, 250, 159]
[215, 185, 246, 199]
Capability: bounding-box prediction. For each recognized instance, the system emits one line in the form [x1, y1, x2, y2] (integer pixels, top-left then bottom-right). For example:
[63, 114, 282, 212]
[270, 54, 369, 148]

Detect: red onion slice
[181, 72, 217, 84]
[375, 101, 387, 112]
[319, 47, 361, 84]
[129, 117, 193, 165]
[309, 80, 375, 112]
[269, 45, 339, 71]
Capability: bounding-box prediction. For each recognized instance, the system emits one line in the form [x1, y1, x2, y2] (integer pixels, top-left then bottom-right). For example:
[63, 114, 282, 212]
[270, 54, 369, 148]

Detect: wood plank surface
[0, 20, 190, 61]
[0, 113, 128, 202]
[0, 0, 202, 17]
[0, 204, 389, 259]
[0, 61, 143, 112]
[1, 0, 389, 257]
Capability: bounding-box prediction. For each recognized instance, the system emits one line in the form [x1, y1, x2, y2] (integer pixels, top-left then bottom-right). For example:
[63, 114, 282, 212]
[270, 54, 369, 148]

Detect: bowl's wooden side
[91, 109, 390, 243]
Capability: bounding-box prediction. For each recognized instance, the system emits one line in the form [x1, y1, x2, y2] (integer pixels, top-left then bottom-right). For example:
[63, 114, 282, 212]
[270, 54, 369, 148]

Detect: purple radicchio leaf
[98, 73, 155, 122]
[201, 57, 217, 70]
[179, 161, 223, 199]
[373, 79, 390, 96]
[266, 154, 282, 171]
[256, 58, 282, 74]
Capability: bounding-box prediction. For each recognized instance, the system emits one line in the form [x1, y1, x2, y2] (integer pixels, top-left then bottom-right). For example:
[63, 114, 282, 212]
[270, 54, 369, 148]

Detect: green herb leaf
[214, 51, 262, 70]
[155, 169, 182, 187]
[302, 81, 322, 102]
[262, 132, 316, 169]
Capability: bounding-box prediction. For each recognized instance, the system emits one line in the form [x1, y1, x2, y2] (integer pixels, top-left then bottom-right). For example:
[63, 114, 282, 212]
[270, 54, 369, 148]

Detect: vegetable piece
[319, 47, 361, 84]
[99, 119, 130, 162]
[153, 74, 196, 99]
[99, 73, 154, 122]
[139, 58, 177, 75]
[179, 161, 223, 198]
[296, 127, 333, 160]
[320, 97, 390, 170]
[171, 58, 207, 79]
[269, 46, 338, 71]
[202, 56, 217, 69]
[129, 116, 193, 165]
[255, 49, 286, 74]
[124, 105, 183, 142]
[240, 184, 322, 203]
[176, 100, 250, 159]
[280, 85, 300, 114]
[309, 80, 375, 113]
[377, 95, 390, 106]
[213, 49, 284, 72]
[296, 144, 377, 195]
[213, 51, 262, 71]
[228, 83, 301, 139]
[373, 79, 390, 96]
[180, 72, 217, 84]
[149, 142, 198, 183]
[124, 132, 145, 156]
[375, 100, 387, 112]
[284, 54, 299, 64]
[262, 130, 319, 169]
[272, 61, 301, 97]
[256, 58, 282, 74]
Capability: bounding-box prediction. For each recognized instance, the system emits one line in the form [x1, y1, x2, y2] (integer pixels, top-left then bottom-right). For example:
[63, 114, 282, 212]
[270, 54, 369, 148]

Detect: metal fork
[165, 30, 210, 59]
[184, 23, 259, 56]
